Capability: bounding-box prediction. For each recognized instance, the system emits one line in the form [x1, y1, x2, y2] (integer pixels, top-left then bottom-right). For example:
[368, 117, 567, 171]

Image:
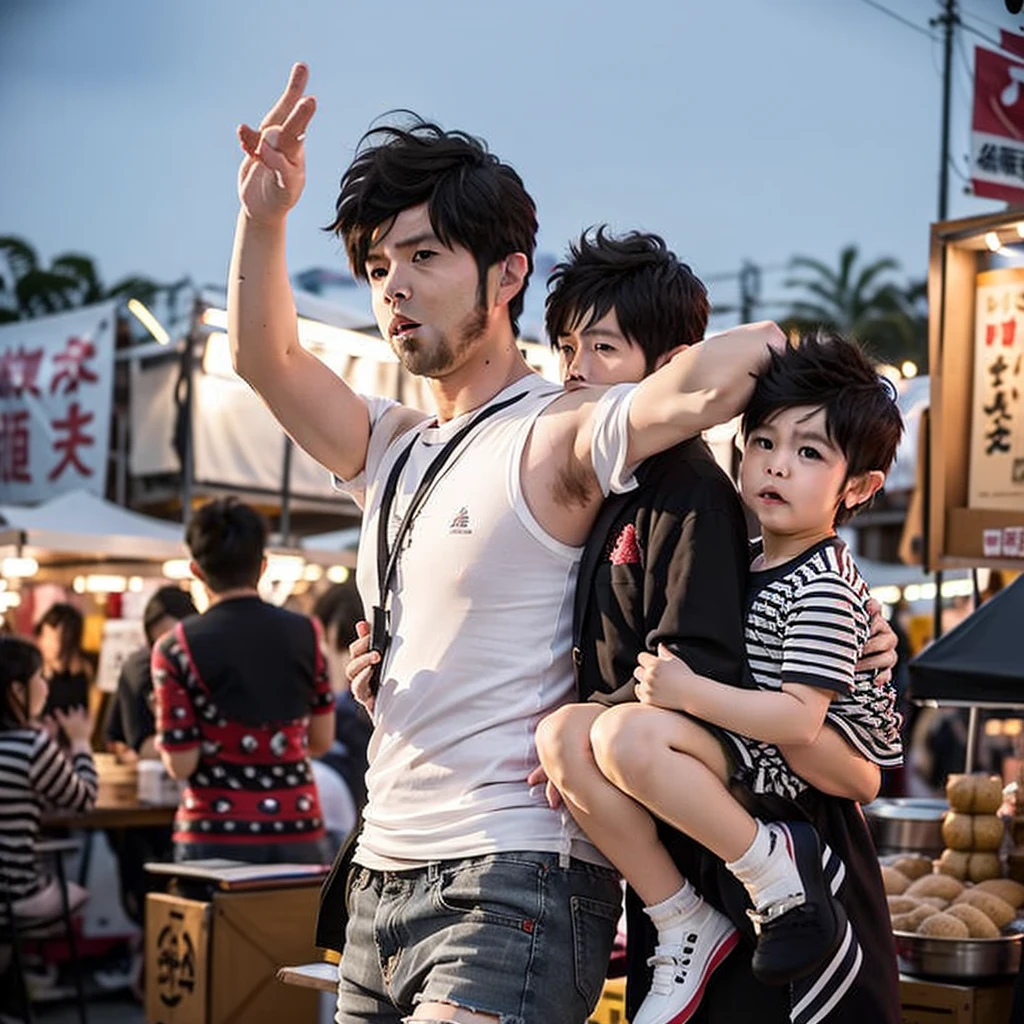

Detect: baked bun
[918, 912, 970, 938]
[967, 852, 1002, 883]
[937, 849, 969, 880]
[881, 865, 911, 895]
[972, 815, 1005, 852]
[974, 878, 1024, 908]
[906, 873, 965, 901]
[946, 903, 1001, 938]
[942, 812, 975, 851]
[891, 854, 933, 881]
[953, 889, 1016, 929]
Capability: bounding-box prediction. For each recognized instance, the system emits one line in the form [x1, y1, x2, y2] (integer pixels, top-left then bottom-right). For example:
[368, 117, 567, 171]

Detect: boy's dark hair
[185, 498, 267, 593]
[33, 602, 83, 668]
[328, 115, 538, 335]
[0, 635, 43, 729]
[143, 586, 197, 645]
[545, 228, 709, 372]
[742, 331, 904, 525]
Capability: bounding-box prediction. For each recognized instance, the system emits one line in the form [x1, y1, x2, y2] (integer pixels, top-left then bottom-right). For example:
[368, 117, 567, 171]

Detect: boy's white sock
[643, 880, 703, 934]
[725, 819, 805, 912]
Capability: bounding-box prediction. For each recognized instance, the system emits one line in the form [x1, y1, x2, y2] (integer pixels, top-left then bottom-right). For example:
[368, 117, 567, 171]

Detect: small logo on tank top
[449, 506, 472, 534]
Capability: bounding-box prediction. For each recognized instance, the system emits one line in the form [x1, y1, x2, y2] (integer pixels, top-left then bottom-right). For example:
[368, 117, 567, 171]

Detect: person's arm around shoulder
[229, 63, 374, 482]
[624, 321, 785, 467]
[781, 731, 881, 804]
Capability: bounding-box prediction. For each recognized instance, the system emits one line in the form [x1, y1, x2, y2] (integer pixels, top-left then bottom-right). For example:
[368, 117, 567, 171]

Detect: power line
[959, 19, 1024, 60]
[857, 0, 938, 39]
[702, 263, 787, 284]
[958, 1, 1016, 33]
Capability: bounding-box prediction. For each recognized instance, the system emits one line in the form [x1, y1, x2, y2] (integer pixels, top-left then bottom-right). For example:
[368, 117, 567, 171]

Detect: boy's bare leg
[537, 704, 740, 1024]
[591, 703, 848, 992]
[589, 705, 755, 862]
[536, 704, 686, 904]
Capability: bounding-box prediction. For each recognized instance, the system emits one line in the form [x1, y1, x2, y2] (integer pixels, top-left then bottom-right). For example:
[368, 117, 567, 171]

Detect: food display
[883, 773, 1024, 980]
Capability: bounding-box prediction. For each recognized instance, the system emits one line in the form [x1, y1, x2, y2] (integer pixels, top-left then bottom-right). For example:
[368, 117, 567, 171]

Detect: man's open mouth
[389, 316, 421, 338]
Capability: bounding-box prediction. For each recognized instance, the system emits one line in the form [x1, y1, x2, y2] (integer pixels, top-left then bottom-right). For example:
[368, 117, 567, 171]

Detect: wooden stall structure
[926, 210, 1024, 572]
[145, 862, 328, 1024]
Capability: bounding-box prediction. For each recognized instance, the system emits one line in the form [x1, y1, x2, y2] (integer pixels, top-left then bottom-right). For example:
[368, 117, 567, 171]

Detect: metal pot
[863, 797, 948, 856]
[893, 930, 1022, 979]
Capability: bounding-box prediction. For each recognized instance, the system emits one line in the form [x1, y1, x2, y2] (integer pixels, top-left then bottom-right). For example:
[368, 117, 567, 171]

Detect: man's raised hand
[236, 63, 316, 225]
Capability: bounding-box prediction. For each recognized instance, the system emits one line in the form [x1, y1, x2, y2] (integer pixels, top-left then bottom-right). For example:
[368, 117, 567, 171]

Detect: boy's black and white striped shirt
[0, 727, 97, 909]
[745, 537, 903, 767]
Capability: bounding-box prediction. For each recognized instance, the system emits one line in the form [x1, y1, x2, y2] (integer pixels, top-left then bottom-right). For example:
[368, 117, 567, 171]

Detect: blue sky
[1, 0, 1021, 332]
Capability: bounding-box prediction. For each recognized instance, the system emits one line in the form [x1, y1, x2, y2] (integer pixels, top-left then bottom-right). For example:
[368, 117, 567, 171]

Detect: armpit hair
[552, 451, 596, 510]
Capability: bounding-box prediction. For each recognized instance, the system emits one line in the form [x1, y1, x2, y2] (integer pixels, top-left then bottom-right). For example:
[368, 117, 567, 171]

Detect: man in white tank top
[227, 63, 785, 1024]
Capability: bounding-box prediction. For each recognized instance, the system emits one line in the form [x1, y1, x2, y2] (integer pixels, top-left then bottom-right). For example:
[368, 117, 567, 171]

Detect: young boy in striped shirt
[544, 331, 905, 1024]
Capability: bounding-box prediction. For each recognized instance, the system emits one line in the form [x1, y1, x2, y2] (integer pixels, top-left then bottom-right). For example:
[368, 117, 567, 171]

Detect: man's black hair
[742, 331, 904, 524]
[544, 227, 709, 372]
[185, 498, 267, 593]
[143, 586, 197, 645]
[328, 115, 538, 335]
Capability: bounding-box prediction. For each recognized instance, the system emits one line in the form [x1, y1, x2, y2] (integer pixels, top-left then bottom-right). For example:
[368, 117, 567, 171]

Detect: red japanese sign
[0, 302, 115, 504]
[971, 33, 1024, 205]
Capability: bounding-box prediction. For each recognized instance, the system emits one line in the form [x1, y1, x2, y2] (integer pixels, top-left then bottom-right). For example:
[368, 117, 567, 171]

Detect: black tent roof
[909, 575, 1024, 707]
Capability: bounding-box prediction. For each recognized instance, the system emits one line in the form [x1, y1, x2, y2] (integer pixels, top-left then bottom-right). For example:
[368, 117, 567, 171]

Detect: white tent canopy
[0, 489, 186, 563]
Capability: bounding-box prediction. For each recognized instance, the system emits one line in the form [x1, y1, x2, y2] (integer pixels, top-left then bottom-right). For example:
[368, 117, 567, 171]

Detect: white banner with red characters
[969, 268, 1024, 512]
[0, 302, 116, 504]
[971, 32, 1024, 205]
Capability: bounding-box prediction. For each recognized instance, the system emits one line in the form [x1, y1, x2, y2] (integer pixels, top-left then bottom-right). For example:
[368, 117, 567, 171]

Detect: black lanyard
[367, 388, 528, 693]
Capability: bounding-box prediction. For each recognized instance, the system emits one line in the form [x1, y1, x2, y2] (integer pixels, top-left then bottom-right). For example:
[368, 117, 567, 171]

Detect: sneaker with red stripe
[632, 900, 740, 1024]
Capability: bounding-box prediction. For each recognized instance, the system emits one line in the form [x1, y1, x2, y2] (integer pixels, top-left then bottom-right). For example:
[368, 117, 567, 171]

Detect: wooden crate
[146, 883, 322, 1024]
[146, 893, 210, 1024]
[590, 976, 626, 1024]
[899, 975, 1015, 1024]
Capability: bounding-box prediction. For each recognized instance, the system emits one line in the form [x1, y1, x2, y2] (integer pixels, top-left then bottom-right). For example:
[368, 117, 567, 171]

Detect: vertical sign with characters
[0, 301, 116, 504]
[969, 268, 1024, 512]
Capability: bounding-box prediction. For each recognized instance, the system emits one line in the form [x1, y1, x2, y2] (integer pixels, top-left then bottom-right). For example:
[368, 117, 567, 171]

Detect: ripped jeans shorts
[334, 851, 622, 1024]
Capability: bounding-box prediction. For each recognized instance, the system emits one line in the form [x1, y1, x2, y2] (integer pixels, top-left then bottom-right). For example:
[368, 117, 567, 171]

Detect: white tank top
[338, 374, 635, 867]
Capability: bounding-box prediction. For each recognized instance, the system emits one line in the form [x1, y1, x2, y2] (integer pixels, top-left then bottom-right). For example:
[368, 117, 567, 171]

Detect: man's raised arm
[625, 320, 786, 466]
[228, 63, 372, 482]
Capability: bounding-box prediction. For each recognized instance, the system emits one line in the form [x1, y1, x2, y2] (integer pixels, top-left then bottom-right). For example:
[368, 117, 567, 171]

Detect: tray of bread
[883, 772, 1024, 979]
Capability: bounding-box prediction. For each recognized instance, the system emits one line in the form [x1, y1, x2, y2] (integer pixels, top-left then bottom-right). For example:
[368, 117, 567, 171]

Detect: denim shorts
[334, 851, 622, 1024]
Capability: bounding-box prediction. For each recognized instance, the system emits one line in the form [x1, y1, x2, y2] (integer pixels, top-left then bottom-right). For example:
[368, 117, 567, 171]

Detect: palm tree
[780, 245, 927, 370]
[0, 235, 162, 323]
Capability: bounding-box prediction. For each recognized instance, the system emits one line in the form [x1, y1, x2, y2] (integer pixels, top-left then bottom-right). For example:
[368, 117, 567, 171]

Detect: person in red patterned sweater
[153, 498, 335, 864]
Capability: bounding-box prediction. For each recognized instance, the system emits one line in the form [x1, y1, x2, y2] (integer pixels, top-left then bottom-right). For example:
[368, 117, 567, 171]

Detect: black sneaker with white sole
[747, 821, 846, 987]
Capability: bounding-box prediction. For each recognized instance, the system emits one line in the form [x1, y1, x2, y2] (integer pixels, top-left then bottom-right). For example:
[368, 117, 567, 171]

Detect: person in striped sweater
[0, 635, 97, 933]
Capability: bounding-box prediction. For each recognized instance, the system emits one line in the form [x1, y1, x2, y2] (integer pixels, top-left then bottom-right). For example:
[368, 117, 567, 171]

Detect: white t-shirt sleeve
[331, 395, 401, 507]
[590, 383, 640, 496]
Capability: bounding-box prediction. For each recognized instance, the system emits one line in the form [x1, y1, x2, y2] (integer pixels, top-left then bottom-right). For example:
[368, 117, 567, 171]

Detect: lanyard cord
[368, 388, 528, 689]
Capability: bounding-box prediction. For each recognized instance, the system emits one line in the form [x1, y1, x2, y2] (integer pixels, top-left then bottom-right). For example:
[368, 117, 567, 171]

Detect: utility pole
[933, 0, 960, 220]
[738, 261, 762, 322]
